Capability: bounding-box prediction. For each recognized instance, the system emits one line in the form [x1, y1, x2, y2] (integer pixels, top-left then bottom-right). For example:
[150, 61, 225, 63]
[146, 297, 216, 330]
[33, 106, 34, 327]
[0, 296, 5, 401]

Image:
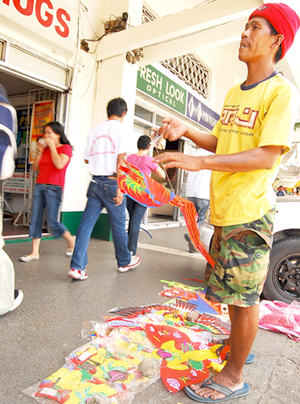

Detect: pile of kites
[24, 296, 231, 404]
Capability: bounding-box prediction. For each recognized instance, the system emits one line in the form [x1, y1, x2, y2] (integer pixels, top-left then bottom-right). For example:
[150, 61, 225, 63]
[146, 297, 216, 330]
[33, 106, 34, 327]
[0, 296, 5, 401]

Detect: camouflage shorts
[205, 207, 276, 307]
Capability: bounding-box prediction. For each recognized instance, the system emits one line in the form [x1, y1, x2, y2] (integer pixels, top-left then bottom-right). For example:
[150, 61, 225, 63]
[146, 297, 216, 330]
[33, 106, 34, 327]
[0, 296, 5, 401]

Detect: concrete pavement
[1, 224, 299, 404]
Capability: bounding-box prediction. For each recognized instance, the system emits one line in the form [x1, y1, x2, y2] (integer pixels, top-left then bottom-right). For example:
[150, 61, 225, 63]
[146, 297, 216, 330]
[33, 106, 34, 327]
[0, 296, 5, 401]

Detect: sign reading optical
[0, 0, 76, 51]
[137, 65, 187, 115]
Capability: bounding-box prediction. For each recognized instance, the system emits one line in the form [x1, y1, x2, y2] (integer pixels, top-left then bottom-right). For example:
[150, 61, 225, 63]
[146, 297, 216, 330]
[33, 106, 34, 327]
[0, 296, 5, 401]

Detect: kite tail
[170, 196, 215, 267]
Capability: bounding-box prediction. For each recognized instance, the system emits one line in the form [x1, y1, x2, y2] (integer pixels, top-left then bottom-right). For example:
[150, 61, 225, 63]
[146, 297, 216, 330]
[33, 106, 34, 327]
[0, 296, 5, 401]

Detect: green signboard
[137, 65, 187, 115]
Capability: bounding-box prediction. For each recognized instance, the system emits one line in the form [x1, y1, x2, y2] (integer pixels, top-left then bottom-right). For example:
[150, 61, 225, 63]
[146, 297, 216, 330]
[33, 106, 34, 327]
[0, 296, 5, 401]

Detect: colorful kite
[145, 323, 224, 393]
[118, 161, 215, 267]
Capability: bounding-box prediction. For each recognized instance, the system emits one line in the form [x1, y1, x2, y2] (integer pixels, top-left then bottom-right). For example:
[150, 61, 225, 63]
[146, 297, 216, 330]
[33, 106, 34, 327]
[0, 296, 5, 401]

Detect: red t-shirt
[36, 144, 72, 188]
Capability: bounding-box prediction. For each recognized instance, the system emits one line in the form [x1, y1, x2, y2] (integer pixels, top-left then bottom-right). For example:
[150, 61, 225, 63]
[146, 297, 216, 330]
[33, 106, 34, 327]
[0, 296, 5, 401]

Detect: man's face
[239, 16, 277, 63]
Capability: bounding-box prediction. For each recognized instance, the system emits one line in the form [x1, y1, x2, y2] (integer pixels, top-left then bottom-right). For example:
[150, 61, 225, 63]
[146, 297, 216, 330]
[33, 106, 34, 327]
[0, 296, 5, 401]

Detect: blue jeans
[126, 197, 147, 256]
[70, 177, 131, 270]
[29, 184, 67, 239]
[188, 197, 210, 228]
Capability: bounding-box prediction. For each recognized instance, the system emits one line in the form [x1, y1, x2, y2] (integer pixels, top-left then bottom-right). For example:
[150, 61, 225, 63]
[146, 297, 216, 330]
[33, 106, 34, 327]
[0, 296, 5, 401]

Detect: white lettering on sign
[166, 82, 184, 103]
[0, 0, 76, 51]
[140, 66, 163, 91]
[202, 111, 217, 128]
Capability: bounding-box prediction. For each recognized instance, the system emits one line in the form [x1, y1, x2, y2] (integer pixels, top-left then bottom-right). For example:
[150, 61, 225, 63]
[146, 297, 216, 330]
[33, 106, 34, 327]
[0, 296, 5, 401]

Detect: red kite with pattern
[118, 161, 215, 267]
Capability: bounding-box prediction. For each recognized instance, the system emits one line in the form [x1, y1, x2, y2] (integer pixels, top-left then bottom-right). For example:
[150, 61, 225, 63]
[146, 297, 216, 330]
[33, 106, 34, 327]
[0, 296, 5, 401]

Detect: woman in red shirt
[20, 122, 75, 262]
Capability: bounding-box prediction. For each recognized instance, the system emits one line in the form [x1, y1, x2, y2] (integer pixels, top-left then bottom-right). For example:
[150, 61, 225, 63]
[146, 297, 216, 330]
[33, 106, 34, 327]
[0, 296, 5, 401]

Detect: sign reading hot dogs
[0, 0, 76, 51]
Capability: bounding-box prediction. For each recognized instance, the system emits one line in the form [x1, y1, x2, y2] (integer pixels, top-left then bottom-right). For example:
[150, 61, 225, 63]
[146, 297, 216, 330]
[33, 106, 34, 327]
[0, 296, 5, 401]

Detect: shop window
[155, 114, 164, 127]
[134, 105, 167, 150]
[134, 104, 153, 123]
[133, 121, 152, 137]
[132, 121, 152, 154]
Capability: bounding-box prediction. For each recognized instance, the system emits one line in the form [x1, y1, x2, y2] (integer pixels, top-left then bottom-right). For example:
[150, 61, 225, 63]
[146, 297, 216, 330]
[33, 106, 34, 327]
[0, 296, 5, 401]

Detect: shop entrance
[133, 103, 184, 228]
[1, 71, 67, 240]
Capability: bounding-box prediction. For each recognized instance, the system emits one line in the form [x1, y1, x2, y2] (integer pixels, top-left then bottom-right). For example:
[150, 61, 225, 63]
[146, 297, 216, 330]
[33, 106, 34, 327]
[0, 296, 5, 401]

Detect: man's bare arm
[153, 145, 283, 172]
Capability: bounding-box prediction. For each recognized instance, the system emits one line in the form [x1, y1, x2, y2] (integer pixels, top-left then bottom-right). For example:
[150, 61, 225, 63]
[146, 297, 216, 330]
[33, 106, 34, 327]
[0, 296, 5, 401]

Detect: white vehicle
[201, 197, 300, 303]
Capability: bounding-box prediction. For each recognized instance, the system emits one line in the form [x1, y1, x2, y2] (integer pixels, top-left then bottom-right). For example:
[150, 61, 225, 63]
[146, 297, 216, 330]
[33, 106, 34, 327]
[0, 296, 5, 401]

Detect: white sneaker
[118, 255, 141, 273]
[68, 269, 88, 280]
[9, 290, 24, 312]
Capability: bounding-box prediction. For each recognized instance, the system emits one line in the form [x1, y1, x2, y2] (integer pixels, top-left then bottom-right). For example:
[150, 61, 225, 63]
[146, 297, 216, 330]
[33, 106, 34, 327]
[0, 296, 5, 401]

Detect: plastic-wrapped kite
[23, 335, 160, 404]
[259, 300, 300, 341]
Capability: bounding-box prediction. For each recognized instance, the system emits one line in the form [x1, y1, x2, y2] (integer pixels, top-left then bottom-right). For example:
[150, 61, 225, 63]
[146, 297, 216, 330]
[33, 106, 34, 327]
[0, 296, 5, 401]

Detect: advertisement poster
[17, 108, 31, 160]
[2, 172, 30, 194]
[29, 100, 55, 163]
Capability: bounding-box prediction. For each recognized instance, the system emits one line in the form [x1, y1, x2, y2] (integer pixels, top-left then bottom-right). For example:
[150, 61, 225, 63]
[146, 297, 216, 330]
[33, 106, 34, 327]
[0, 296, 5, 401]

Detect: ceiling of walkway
[143, 0, 300, 91]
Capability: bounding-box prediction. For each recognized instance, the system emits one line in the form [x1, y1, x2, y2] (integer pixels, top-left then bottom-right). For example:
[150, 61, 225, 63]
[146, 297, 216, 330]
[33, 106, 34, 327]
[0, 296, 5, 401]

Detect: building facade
[1, 0, 299, 239]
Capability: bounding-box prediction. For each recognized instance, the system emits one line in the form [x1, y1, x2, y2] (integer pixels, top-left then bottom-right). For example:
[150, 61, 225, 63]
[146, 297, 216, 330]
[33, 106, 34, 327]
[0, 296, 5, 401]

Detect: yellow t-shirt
[210, 73, 299, 227]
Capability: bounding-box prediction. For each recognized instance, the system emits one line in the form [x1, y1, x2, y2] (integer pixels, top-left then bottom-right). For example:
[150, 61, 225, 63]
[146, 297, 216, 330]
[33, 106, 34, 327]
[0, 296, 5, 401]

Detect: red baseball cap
[249, 2, 300, 59]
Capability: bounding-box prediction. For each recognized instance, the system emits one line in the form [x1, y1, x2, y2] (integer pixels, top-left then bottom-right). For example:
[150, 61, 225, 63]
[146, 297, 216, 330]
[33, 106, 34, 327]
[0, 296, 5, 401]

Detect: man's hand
[152, 117, 188, 142]
[153, 152, 203, 171]
[114, 188, 124, 206]
[152, 117, 217, 153]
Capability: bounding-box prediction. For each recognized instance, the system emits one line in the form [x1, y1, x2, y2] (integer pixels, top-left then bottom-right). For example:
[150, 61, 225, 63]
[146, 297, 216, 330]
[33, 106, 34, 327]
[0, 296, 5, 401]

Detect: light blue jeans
[70, 177, 131, 270]
[29, 184, 67, 239]
[188, 197, 210, 228]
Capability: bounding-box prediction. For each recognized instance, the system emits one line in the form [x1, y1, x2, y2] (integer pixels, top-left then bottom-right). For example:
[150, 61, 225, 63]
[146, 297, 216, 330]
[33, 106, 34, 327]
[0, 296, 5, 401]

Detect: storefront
[134, 62, 219, 228]
[0, 0, 222, 240]
[0, 0, 97, 240]
[0, 45, 71, 239]
[2, 84, 68, 239]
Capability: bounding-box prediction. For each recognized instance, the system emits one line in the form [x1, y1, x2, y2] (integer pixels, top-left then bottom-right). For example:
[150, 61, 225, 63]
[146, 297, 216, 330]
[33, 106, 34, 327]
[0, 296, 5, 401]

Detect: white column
[94, 0, 143, 137]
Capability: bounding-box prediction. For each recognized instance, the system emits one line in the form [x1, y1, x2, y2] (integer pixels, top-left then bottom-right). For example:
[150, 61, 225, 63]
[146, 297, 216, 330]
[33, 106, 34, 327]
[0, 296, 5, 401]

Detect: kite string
[158, 150, 175, 193]
[151, 129, 175, 194]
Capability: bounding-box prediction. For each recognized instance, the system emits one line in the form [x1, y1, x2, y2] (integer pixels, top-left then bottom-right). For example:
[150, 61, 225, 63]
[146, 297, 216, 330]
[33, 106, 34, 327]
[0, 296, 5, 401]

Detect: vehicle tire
[263, 237, 300, 303]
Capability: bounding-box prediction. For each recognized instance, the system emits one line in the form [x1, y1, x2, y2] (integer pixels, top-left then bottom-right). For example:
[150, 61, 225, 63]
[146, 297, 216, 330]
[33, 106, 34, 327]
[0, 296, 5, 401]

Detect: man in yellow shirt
[154, 3, 299, 402]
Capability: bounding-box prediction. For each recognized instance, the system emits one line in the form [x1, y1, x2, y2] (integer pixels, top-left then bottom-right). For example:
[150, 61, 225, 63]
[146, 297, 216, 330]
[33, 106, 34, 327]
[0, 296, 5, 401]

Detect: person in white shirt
[68, 98, 141, 280]
[184, 148, 213, 253]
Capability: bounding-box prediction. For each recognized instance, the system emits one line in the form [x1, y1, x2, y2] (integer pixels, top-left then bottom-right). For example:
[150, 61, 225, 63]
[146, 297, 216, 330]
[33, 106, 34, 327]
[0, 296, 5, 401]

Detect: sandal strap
[202, 377, 233, 396]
